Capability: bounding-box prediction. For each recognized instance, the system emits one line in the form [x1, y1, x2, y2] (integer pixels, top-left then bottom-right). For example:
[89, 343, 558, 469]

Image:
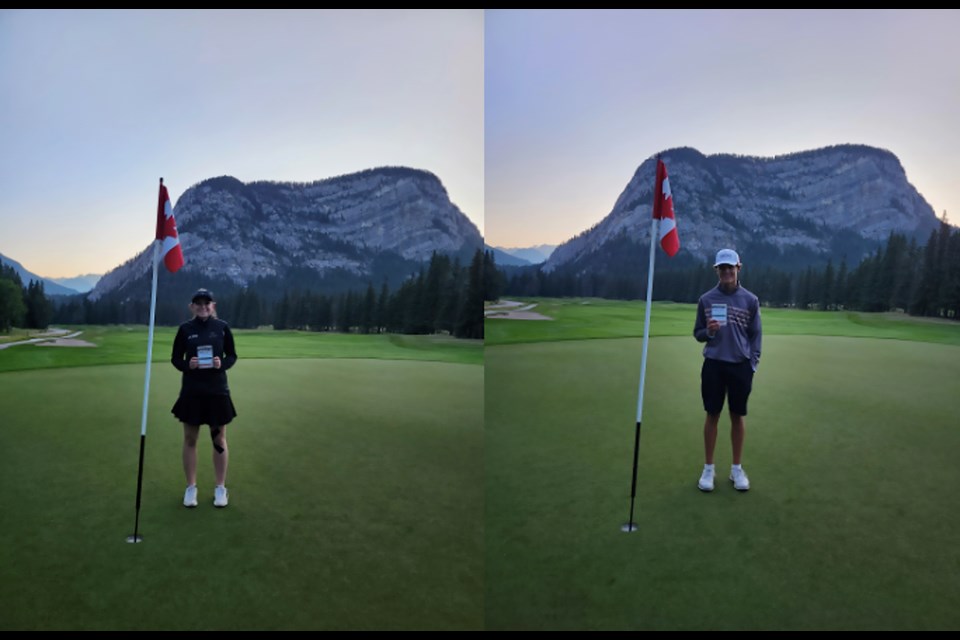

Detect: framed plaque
[197, 345, 214, 369]
[710, 303, 728, 325]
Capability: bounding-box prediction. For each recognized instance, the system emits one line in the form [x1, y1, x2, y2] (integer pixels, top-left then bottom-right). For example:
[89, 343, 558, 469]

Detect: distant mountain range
[489, 244, 556, 266]
[544, 144, 941, 274]
[49, 274, 101, 293]
[0, 253, 91, 296]
[485, 246, 528, 266]
[87, 167, 483, 309]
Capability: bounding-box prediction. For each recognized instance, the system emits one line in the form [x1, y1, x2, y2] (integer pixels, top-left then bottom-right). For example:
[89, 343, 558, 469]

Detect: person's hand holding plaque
[710, 303, 728, 326]
[197, 345, 214, 369]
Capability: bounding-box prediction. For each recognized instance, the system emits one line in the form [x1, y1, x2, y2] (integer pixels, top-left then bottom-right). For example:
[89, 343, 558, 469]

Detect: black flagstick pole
[623, 157, 662, 533]
[127, 178, 164, 544]
[130, 431, 147, 543]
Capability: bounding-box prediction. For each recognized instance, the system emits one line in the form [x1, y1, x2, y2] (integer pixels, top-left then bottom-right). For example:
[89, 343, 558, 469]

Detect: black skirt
[172, 393, 237, 427]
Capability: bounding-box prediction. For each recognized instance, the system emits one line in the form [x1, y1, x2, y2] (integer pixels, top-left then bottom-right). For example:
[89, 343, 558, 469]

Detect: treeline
[48, 249, 487, 339]
[501, 216, 960, 319]
[0, 264, 53, 332]
[240, 250, 484, 338]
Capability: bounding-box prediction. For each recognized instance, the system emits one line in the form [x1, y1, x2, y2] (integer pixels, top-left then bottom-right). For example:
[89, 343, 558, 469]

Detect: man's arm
[693, 298, 713, 342]
[749, 299, 762, 371]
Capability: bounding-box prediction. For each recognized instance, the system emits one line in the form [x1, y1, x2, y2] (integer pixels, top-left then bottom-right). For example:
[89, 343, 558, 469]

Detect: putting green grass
[0, 357, 482, 630]
[485, 300, 960, 630]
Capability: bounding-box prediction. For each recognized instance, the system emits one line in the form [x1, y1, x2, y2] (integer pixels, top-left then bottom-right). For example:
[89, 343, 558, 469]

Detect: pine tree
[360, 284, 376, 334]
[822, 259, 835, 310]
[0, 279, 26, 332]
[456, 249, 484, 339]
[944, 224, 960, 318]
[835, 258, 848, 310]
[376, 281, 389, 334]
[24, 280, 52, 329]
[912, 220, 949, 317]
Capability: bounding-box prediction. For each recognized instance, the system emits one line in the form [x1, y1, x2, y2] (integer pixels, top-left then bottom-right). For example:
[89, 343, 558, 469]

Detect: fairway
[0, 333, 482, 630]
[485, 299, 960, 630]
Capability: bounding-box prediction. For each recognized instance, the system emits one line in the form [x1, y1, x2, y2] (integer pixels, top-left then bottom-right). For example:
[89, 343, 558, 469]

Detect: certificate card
[197, 345, 214, 369]
[711, 304, 728, 325]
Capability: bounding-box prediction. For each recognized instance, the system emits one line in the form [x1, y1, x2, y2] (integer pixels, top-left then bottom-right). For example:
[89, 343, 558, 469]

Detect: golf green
[485, 333, 960, 630]
[0, 357, 482, 630]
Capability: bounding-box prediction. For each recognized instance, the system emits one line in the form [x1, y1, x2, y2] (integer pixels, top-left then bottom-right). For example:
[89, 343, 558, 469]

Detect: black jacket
[171, 316, 238, 396]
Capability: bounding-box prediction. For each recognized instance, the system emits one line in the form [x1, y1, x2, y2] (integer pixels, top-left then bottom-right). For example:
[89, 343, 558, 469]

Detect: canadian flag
[156, 179, 184, 273]
[652, 158, 679, 257]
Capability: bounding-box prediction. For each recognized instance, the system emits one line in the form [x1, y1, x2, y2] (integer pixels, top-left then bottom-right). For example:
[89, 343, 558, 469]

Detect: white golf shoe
[730, 467, 750, 491]
[183, 485, 198, 508]
[214, 485, 229, 508]
[698, 466, 715, 492]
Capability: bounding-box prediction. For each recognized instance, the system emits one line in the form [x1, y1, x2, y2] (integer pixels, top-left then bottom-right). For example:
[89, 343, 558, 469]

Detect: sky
[0, 9, 483, 277]
[485, 9, 960, 249]
[4, 10, 959, 278]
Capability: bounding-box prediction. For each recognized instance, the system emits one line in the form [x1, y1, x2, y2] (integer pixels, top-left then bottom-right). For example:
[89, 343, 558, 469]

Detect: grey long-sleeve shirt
[693, 284, 762, 371]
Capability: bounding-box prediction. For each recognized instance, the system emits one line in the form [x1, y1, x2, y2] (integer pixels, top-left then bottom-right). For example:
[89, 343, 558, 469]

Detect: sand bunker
[36, 338, 97, 347]
[484, 300, 553, 321]
[0, 329, 97, 349]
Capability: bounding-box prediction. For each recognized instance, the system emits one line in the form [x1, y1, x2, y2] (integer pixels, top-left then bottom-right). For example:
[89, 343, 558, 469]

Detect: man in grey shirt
[692, 249, 762, 492]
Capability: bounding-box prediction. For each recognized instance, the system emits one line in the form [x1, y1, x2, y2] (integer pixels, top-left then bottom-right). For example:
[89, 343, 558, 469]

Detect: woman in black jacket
[171, 288, 238, 509]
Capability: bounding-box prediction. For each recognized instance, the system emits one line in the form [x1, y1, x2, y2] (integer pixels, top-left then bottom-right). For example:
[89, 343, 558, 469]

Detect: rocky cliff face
[89, 167, 482, 300]
[544, 145, 939, 272]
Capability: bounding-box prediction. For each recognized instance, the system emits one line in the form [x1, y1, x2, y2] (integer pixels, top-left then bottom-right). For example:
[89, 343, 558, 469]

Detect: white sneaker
[698, 467, 715, 492]
[214, 485, 229, 508]
[730, 467, 750, 491]
[183, 485, 198, 508]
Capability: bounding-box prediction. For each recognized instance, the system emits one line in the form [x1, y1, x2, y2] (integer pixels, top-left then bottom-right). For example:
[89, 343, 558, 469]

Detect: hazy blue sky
[4, 10, 958, 278]
[0, 9, 482, 277]
[485, 9, 960, 249]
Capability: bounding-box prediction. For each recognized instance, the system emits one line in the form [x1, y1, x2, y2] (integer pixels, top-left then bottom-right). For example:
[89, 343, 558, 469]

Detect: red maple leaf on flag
[652, 158, 679, 257]
[156, 180, 184, 272]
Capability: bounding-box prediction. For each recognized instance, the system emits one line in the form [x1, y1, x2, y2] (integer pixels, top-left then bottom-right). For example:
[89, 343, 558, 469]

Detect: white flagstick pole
[636, 217, 659, 425]
[623, 214, 659, 533]
[141, 239, 161, 441]
[128, 183, 163, 544]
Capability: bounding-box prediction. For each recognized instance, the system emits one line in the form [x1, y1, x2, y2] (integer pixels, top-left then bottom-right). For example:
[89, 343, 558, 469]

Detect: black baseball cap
[192, 288, 214, 303]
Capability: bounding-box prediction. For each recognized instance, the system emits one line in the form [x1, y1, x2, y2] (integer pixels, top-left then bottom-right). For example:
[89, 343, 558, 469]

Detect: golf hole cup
[197, 345, 214, 369]
[711, 303, 728, 326]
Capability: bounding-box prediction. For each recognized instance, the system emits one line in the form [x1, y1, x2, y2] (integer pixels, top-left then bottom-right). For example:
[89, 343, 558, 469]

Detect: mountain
[49, 274, 101, 293]
[88, 167, 483, 305]
[485, 245, 531, 267]
[494, 244, 557, 265]
[543, 145, 940, 274]
[0, 253, 81, 296]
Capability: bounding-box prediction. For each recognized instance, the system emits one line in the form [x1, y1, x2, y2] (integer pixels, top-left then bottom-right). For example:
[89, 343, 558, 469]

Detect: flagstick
[127, 239, 160, 544]
[622, 216, 659, 533]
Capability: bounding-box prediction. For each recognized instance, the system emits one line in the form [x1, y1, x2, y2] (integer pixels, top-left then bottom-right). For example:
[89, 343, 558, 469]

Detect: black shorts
[172, 393, 237, 427]
[701, 358, 754, 416]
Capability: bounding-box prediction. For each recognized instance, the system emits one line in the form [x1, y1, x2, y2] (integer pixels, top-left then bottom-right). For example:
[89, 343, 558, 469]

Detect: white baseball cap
[713, 249, 740, 267]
